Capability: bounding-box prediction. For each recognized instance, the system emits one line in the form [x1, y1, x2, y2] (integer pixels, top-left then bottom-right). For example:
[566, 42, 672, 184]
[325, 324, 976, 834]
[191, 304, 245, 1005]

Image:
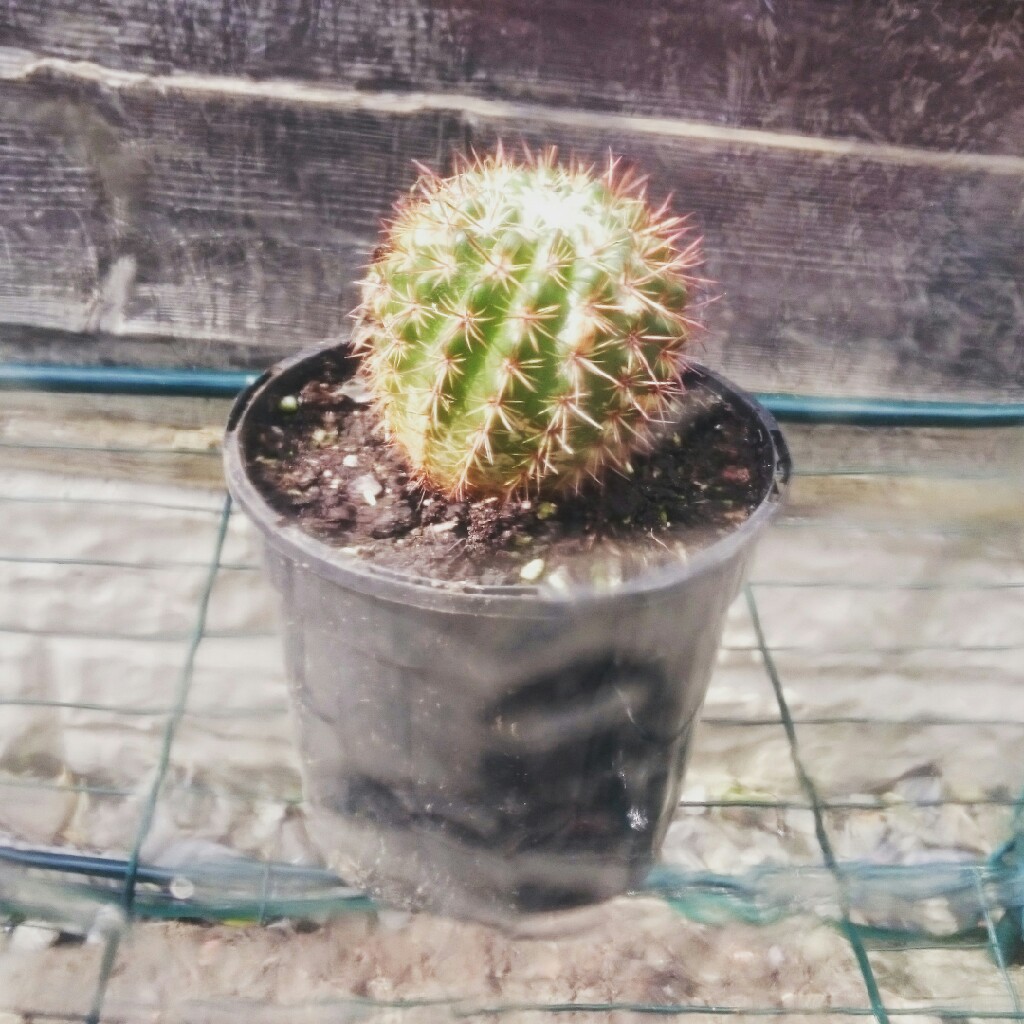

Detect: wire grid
[0, 422, 1022, 1023]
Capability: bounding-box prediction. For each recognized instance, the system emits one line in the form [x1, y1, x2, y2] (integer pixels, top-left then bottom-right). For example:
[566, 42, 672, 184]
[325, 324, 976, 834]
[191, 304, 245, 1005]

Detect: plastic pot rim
[223, 342, 791, 617]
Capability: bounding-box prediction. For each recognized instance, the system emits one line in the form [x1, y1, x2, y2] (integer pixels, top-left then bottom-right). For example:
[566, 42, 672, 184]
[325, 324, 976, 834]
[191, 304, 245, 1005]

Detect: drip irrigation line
[3, 362, 1023, 427]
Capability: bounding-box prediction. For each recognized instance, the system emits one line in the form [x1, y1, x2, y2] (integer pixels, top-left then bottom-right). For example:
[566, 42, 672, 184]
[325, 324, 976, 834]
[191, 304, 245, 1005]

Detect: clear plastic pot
[224, 345, 790, 922]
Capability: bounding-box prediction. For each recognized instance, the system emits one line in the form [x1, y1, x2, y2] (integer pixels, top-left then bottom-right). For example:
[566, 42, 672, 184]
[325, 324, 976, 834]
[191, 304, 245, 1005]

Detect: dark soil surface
[244, 349, 775, 588]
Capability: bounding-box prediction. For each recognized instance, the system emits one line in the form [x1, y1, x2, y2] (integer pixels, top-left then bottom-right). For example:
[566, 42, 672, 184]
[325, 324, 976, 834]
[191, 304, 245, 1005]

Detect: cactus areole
[354, 150, 702, 499]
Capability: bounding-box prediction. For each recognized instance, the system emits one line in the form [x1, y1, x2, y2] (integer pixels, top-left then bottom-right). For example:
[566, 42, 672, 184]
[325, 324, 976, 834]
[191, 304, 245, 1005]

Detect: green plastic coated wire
[1, 360, 1022, 1023]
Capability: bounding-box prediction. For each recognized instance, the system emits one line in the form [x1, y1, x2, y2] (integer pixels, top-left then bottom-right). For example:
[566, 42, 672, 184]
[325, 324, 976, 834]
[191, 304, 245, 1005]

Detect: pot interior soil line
[242, 346, 780, 592]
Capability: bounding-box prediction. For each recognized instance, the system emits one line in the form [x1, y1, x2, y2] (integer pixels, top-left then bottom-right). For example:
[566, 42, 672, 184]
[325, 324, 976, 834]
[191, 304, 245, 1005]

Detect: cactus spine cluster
[354, 148, 702, 498]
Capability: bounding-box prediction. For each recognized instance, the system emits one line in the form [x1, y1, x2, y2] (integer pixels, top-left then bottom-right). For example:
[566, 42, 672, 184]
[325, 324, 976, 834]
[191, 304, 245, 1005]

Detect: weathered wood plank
[0, 389, 230, 485]
[468, 115, 1024, 401]
[0, 72, 463, 363]
[1, 0, 1022, 153]
[0, 71, 1021, 399]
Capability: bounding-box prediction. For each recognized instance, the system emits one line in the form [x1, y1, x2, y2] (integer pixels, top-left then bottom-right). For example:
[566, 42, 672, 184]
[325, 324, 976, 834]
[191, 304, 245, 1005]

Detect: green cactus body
[355, 151, 701, 498]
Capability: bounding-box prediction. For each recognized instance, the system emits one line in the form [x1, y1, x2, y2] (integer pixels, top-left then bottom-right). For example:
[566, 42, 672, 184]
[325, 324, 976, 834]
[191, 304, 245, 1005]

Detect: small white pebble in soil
[428, 519, 459, 534]
[354, 474, 383, 505]
[519, 557, 545, 582]
[342, 454, 359, 468]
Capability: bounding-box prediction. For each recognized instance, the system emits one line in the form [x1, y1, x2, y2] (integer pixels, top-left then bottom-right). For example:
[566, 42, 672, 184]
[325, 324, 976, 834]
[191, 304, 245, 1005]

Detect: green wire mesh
[0, 408, 1021, 1024]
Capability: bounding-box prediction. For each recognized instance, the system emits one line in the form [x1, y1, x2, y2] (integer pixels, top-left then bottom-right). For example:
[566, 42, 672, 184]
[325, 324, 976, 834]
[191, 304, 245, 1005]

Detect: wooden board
[468, 115, 1024, 401]
[2, 0, 1022, 152]
[1, 63, 1021, 399]
[0, 70, 463, 364]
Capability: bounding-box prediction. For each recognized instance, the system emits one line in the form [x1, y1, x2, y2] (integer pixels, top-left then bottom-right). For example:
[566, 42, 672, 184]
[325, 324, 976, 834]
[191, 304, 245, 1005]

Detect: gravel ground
[0, 406, 1022, 1022]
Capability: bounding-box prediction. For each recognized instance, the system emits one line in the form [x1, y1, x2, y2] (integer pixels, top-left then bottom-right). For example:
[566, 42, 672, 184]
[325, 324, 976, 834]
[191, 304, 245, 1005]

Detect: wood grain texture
[468, 117, 1024, 401]
[1, 0, 1022, 153]
[1, 68, 1020, 399]
[0, 72, 464, 365]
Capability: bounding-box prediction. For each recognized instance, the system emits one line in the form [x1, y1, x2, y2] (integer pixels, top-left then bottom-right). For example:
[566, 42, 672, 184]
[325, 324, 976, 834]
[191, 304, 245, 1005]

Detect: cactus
[354, 148, 702, 498]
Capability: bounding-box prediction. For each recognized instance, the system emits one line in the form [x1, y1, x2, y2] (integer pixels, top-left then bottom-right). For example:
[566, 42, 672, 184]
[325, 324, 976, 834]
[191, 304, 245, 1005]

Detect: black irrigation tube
[3, 363, 1024, 426]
